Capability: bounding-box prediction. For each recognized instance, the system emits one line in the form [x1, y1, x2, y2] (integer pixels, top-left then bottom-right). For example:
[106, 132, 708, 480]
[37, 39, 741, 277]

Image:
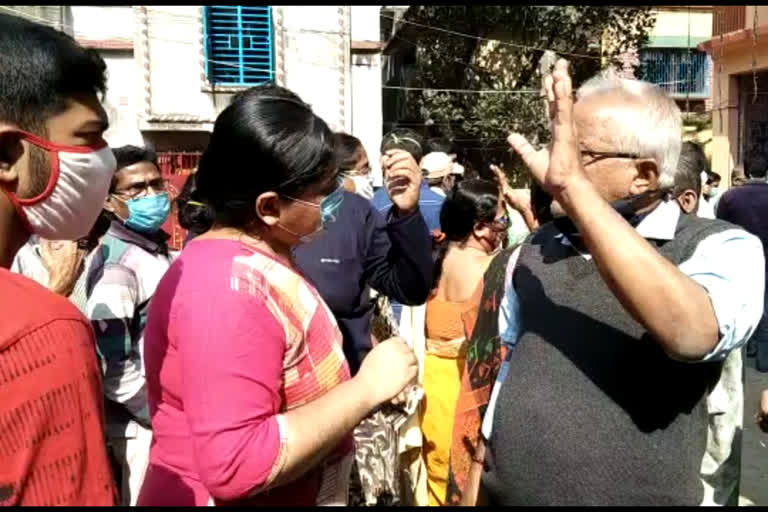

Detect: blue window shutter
[203, 5, 274, 86]
[638, 48, 709, 98]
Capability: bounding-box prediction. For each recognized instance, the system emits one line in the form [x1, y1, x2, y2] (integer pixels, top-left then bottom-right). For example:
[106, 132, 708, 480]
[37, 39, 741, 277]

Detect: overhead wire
[382, 85, 539, 94]
[7, 5, 748, 148]
[378, 11, 601, 61]
[4, 6, 732, 96]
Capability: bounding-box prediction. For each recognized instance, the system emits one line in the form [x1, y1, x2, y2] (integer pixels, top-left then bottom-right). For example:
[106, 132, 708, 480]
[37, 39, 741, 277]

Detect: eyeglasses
[580, 150, 640, 167]
[343, 164, 371, 176]
[281, 177, 345, 224]
[490, 214, 509, 231]
[115, 178, 167, 199]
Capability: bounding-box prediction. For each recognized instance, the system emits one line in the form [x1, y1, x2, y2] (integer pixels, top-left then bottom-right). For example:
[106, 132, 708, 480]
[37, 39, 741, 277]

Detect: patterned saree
[444, 246, 516, 505]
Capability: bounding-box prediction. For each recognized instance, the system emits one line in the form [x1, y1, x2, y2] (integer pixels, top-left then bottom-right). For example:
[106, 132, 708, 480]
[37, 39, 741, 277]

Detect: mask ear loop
[107, 195, 131, 224]
[0, 132, 62, 235]
[9, 136, 61, 207]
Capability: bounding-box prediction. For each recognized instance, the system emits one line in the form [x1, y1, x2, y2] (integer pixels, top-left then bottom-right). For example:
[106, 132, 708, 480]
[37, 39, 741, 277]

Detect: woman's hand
[39, 239, 85, 296]
[382, 150, 422, 216]
[355, 337, 418, 407]
[491, 164, 529, 211]
[491, 164, 539, 232]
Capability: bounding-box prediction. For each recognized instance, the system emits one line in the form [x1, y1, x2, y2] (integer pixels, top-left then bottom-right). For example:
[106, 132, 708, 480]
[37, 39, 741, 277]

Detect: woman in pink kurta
[137, 85, 418, 506]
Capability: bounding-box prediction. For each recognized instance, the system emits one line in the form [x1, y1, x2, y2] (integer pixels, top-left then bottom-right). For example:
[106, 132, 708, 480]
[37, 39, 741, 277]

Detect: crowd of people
[2, 11, 768, 507]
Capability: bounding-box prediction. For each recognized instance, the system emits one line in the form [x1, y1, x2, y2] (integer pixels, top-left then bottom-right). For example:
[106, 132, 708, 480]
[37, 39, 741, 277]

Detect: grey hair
[576, 72, 682, 190]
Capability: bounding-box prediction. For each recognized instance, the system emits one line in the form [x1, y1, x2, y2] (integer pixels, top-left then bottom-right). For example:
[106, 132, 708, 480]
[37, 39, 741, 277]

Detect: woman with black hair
[138, 85, 418, 507]
[418, 179, 508, 506]
[335, 132, 374, 199]
[175, 172, 214, 245]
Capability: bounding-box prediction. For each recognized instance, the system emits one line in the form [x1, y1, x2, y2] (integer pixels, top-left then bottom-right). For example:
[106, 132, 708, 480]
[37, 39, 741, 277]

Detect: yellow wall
[709, 40, 768, 187]
[651, 9, 712, 39]
[745, 6, 768, 31]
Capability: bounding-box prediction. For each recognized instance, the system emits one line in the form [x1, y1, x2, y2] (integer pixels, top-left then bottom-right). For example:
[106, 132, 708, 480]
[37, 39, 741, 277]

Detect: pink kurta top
[138, 239, 352, 506]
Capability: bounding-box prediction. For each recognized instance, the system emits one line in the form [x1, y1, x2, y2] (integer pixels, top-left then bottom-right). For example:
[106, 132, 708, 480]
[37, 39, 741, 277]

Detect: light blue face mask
[119, 193, 171, 234]
[279, 178, 344, 243]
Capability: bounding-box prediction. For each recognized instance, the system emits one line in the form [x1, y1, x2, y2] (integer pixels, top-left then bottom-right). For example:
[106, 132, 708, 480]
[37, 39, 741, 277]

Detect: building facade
[637, 6, 713, 112]
[8, 5, 386, 176]
[7, 5, 387, 247]
[699, 5, 768, 186]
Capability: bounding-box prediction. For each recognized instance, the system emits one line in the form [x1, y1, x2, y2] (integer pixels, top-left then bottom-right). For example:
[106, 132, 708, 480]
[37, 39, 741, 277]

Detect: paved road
[739, 356, 768, 506]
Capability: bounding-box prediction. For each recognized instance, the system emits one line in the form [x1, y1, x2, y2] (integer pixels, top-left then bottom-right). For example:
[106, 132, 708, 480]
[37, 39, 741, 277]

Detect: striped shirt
[86, 221, 173, 439]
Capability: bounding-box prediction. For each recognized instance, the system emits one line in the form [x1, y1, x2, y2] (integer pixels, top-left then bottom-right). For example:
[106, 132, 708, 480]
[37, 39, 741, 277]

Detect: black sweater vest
[482, 213, 734, 506]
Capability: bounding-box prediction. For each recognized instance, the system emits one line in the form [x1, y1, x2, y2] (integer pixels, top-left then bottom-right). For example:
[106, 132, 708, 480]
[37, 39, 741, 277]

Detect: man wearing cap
[422, 151, 465, 197]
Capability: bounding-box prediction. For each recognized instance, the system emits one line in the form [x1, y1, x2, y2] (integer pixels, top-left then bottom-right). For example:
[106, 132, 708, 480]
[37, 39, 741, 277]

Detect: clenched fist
[355, 337, 418, 407]
[382, 149, 422, 216]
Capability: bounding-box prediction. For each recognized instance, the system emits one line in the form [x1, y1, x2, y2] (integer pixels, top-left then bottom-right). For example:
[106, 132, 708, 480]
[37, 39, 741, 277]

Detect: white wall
[130, 6, 390, 161]
[651, 9, 712, 39]
[144, 6, 225, 123]
[139, 6, 350, 133]
[351, 5, 380, 41]
[351, 53, 383, 185]
[102, 53, 144, 147]
[349, 6, 384, 185]
[72, 5, 134, 41]
[280, 6, 349, 132]
[69, 6, 142, 147]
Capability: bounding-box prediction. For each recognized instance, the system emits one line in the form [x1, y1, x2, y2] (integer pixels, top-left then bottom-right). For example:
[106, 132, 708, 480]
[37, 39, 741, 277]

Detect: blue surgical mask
[279, 178, 344, 243]
[119, 193, 171, 234]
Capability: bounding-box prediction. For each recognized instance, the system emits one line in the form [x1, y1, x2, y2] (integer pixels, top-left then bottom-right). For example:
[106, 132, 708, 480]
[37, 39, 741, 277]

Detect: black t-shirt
[716, 180, 768, 273]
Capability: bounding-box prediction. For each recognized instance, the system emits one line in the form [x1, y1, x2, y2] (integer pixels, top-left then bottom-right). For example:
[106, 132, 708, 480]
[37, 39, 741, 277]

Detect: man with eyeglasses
[474, 63, 764, 506]
[85, 145, 173, 506]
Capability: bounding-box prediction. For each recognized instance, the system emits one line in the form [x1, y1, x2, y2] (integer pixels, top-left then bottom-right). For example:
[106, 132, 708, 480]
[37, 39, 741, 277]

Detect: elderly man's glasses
[580, 150, 640, 166]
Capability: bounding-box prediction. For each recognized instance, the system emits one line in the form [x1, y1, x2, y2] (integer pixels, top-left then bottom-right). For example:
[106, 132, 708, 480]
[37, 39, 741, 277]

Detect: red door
[157, 152, 202, 251]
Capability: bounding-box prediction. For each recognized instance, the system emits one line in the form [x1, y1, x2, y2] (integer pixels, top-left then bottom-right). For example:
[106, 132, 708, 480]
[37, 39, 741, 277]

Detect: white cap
[421, 152, 464, 179]
[421, 152, 454, 179]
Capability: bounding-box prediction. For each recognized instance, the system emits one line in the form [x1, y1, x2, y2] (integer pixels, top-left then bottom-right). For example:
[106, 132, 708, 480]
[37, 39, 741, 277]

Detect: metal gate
[157, 151, 202, 250]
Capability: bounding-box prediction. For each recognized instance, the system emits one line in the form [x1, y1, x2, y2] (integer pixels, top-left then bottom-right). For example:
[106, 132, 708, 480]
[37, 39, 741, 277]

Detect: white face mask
[1, 131, 117, 240]
[345, 173, 374, 200]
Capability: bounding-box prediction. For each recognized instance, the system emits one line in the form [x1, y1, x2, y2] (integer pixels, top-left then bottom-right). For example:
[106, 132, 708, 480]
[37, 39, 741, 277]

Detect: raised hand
[491, 164, 526, 210]
[382, 149, 422, 215]
[508, 59, 587, 199]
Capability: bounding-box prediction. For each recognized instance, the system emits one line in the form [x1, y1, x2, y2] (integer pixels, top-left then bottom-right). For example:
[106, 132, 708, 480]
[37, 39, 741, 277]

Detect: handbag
[351, 294, 423, 506]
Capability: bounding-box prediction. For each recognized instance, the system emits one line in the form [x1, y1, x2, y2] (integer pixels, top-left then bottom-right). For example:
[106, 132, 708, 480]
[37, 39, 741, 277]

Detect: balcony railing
[712, 5, 746, 37]
[638, 48, 710, 99]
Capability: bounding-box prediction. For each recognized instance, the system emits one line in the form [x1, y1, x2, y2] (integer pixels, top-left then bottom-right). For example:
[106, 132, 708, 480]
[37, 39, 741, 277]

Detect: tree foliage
[391, 5, 656, 184]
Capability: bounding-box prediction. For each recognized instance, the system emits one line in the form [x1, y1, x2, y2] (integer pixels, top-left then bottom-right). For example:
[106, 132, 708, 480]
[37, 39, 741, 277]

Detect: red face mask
[1, 131, 117, 240]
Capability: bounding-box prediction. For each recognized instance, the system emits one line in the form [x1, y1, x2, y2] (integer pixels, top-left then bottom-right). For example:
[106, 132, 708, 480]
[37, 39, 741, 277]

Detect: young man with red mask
[0, 13, 117, 505]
